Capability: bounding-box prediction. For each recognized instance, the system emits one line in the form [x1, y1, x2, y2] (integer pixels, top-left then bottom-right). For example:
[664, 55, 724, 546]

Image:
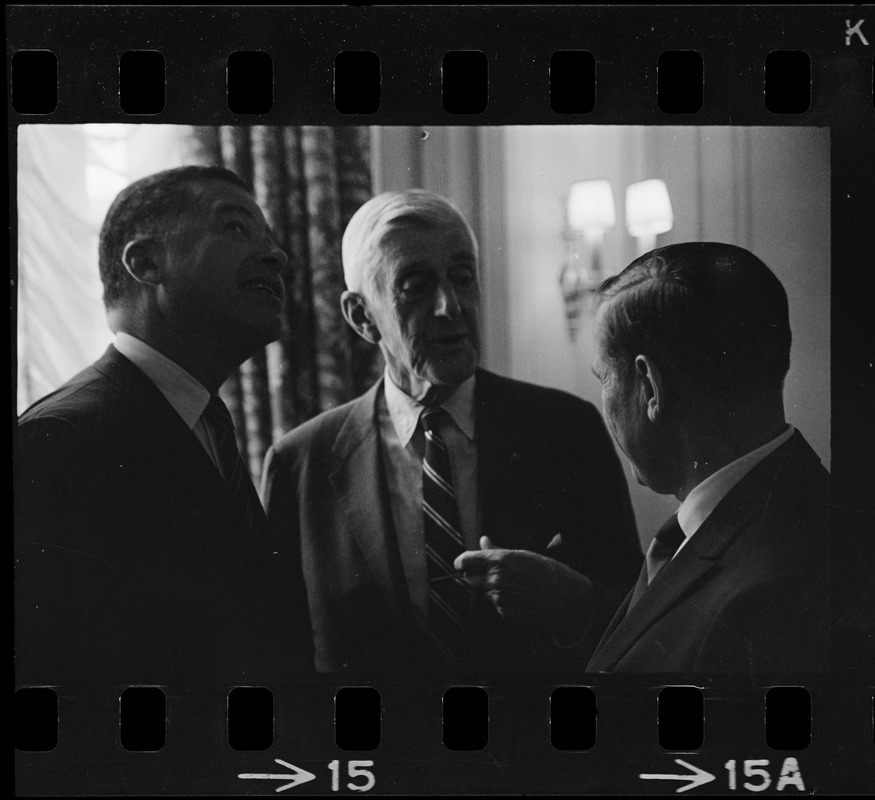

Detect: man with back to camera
[261, 189, 642, 673]
[584, 241, 832, 674]
[16, 165, 313, 686]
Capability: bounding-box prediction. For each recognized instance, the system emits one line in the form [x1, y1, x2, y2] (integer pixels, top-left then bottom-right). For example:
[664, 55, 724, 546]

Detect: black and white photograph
[11, 5, 875, 797]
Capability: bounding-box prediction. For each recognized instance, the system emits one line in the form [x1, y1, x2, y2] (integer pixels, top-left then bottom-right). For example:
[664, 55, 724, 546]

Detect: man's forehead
[379, 221, 476, 261]
[169, 180, 278, 246]
[193, 181, 277, 232]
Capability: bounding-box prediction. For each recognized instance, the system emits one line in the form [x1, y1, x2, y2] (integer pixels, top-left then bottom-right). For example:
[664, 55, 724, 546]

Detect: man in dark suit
[262, 189, 641, 673]
[16, 166, 310, 686]
[586, 242, 831, 675]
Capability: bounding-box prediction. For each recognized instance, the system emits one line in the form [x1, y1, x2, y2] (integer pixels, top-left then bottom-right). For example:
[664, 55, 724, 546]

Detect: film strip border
[6, 5, 875, 123]
[10, 47, 868, 118]
[11, 683, 850, 752]
[10, 4, 875, 796]
[13, 678, 875, 794]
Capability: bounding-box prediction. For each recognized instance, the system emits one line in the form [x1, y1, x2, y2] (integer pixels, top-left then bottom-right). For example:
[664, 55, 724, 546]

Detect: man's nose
[259, 240, 289, 274]
[433, 282, 461, 318]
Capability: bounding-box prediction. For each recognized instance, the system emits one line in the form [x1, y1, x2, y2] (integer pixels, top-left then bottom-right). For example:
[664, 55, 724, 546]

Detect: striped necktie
[202, 396, 267, 532]
[421, 408, 473, 662]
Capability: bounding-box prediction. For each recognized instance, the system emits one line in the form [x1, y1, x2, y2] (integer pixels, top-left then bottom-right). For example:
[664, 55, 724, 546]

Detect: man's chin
[427, 358, 479, 388]
[628, 462, 650, 489]
[238, 315, 284, 352]
[631, 465, 676, 496]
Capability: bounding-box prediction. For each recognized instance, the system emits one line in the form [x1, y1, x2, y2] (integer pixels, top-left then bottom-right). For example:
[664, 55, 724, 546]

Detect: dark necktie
[626, 513, 686, 613]
[202, 396, 267, 532]
[421, 408, 473, 662]
[645, 514, 686, 584]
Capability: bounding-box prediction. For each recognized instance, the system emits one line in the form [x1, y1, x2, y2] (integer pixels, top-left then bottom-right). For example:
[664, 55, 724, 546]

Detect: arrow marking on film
[238, 759, 317, 792]
[639, 758, 716, 793]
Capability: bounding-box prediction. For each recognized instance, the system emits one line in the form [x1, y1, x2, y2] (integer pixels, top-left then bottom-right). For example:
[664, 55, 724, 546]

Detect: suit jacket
[587, 431, 831, 675]
[15, 346, 310, 687]
[262, 368, 641, 673]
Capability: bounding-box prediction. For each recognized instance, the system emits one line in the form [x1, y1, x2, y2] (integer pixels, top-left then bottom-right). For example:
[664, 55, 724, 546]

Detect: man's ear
[340, 290, 381, 344]
[634, 354, 666, 423]
[121, 239, 164, 287]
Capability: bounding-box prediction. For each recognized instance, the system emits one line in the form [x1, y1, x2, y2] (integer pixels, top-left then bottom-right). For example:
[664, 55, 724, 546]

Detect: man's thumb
[480, 535, 497, 551]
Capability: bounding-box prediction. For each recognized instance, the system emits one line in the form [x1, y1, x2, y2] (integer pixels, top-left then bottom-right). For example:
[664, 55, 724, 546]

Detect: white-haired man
[262, 189, 641, 673]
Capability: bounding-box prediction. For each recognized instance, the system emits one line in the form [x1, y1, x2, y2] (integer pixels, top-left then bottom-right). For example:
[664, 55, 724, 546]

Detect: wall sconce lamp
[559, 179, 615, 340]
[625, 178, 674, 256]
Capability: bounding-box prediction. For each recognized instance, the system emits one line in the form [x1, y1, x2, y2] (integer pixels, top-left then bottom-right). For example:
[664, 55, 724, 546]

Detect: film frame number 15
[327, 760, 376, 793]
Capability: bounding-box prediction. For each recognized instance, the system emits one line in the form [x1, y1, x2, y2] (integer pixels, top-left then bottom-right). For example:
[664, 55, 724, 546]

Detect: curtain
[16, 125, 195, 414]
[191, 126, 383, 485]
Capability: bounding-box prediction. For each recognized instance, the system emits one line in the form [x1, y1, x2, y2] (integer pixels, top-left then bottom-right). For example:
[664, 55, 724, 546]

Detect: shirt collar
[677, 424, 796, 538]
[383, 368, 476, 447]
[114, 332, 211, 430]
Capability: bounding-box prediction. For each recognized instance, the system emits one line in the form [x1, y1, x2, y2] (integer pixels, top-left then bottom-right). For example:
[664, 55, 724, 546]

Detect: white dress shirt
[113, 332, 225, 473]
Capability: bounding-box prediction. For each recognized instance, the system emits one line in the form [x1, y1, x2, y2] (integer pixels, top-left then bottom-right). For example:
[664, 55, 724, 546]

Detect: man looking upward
[16, 166, 310, 686]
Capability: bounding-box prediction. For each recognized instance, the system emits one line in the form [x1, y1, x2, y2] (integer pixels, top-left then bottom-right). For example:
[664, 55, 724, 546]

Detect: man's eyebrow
[395, 256, 475, 274]
[216, 202, 279, 242]
[394, 261, 429, 277]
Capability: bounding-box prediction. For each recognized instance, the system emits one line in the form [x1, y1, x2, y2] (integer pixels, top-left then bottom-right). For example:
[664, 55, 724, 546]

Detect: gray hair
[341, 189, 478, 296]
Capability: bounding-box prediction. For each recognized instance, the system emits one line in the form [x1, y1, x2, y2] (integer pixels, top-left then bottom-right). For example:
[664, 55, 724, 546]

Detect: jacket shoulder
[709, 432, 830, 575]
[476, 369, 601, 420]
[19, 363, 125, 433]
[747, 431, 829, 520]
[268, 391, 373, 458]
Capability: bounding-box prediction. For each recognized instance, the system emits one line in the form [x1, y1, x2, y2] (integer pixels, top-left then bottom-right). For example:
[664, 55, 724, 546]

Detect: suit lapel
[475, 370, 527, 547]
[589, 545, 720, 670]
[92, 347, 251, 538]
[588, 434, 815, 671]
[592, 575, 640, 656]
[328, 380, 410, 607]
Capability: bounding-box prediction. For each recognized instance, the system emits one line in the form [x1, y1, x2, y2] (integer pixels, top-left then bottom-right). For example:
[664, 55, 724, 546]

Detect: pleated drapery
[193, 126, 382, 485]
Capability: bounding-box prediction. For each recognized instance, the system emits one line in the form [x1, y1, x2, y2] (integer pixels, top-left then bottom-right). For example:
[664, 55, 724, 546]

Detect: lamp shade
[625, 179, 673, 237]
[567, 179, 616, 234]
